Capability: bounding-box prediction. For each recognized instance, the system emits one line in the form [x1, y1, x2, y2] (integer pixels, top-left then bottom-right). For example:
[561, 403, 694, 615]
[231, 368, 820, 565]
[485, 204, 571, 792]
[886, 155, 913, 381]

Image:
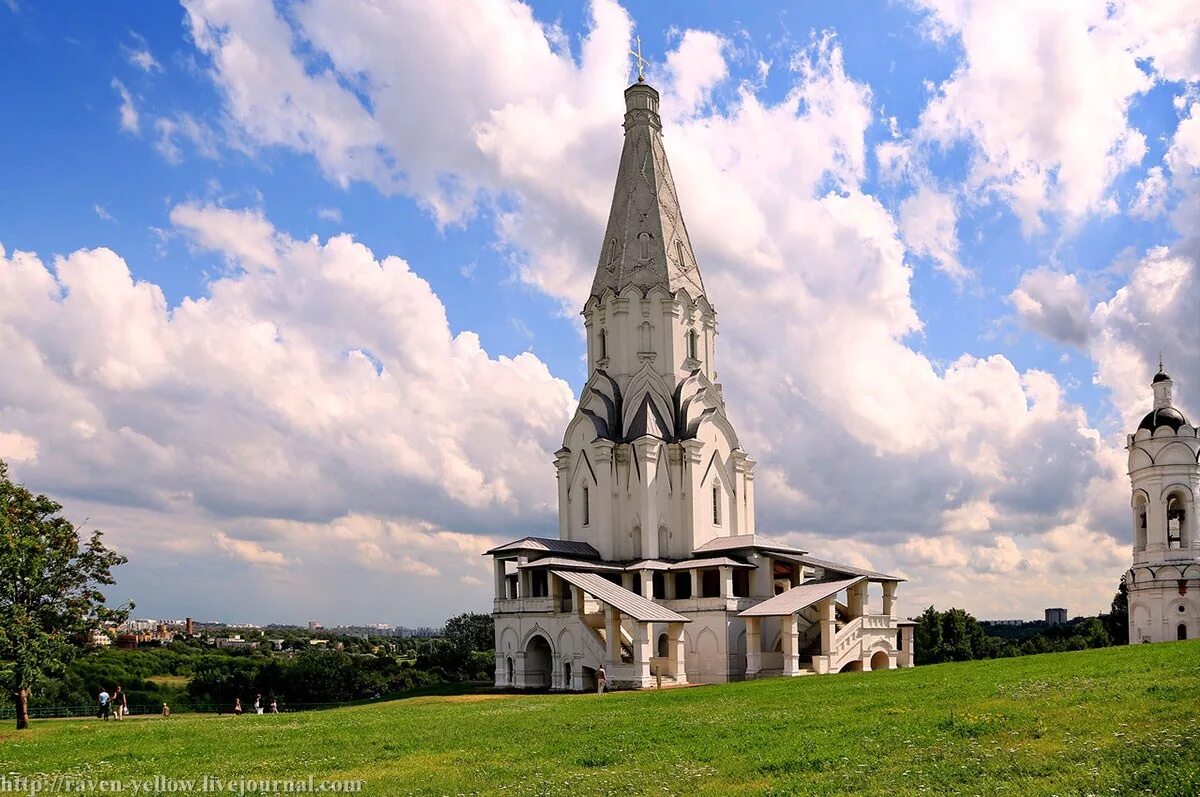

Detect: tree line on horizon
[912, 587, 1128, 665]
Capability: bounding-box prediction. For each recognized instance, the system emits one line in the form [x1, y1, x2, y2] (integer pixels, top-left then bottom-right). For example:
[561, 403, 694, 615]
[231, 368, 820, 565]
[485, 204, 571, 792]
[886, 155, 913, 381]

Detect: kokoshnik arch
[484, 76, 913, 691]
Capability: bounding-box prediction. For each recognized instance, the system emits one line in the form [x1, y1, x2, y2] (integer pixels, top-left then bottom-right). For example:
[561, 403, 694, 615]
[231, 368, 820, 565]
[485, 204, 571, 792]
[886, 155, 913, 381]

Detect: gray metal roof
[669, 557, 754, 571]
[737, 577, 864, 617]
[791, 554, 903, 582]
[517, 557, 624, 574]
[484, 537, 599, 557]
[552, 570, 690, 623]
[623, 559, 673, 571]
[694, 534, 807, 555]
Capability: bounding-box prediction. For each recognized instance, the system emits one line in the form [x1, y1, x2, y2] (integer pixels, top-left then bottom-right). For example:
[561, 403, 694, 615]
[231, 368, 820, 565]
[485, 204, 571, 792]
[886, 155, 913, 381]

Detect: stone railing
[493, 597, 554, 614]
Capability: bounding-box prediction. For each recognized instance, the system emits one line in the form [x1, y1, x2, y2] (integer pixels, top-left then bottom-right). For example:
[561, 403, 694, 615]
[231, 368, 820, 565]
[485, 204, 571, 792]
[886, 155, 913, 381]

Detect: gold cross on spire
[630, 35, 647, 82]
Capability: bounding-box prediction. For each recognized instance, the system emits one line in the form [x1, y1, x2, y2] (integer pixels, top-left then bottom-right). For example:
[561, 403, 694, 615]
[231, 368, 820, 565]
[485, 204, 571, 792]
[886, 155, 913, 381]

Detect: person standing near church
[113, 686, 127, 720]
[98, 688, 110, 720]
[596, 665, 607, 695]
[255, 694, 263, 715]
[233, 696, 243, 716]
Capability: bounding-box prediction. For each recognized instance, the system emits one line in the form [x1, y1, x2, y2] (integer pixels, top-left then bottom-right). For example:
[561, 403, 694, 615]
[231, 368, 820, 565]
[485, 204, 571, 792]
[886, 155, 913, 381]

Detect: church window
[687, 329, 699, 361]
[712, 482, 722, 526]
[639, 320, 653, 352]
[676, 239, 686, 270]
[1166, 494, 1185, 549]
[637, 231, 652, 259]
[582, 485, 590, 526]
[1179, 624, 1189, 641]
[657, 633, 669, 658]
[598, 329, 608, 361]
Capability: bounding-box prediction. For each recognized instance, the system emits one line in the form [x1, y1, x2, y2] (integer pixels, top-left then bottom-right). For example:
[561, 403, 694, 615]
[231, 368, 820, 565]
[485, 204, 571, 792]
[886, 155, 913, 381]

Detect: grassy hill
[3, 641, 1198, 796]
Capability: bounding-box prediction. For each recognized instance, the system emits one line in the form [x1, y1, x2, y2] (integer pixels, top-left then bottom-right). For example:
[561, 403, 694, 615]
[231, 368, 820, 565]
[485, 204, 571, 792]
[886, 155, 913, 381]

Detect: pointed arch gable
[568, 449, 598, 497]
[1158, 443, 1199, 467]
[700, 450, 734, 490]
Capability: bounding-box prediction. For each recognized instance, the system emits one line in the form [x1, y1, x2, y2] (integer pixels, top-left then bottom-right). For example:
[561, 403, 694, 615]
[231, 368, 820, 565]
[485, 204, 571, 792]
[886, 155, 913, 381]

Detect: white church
[485, 77, 913, 691]
[1125, 365, 1200, 644]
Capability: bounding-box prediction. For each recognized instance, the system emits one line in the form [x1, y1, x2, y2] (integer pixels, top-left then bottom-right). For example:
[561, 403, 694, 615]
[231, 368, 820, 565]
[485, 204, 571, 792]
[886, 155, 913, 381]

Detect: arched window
[506, 657, 514, 684]
[657, 633, 669, 658]
[582, 485, 590, 526]
[712, 482, 722, 526]
[1133, 492, 1148, 551]
[598, 329, 608, 361]
[1166, 494, 1185, 549]
[657, 525, 669, 557]
[1179, 624, 1188, 641]
[687, 329, 699, 361]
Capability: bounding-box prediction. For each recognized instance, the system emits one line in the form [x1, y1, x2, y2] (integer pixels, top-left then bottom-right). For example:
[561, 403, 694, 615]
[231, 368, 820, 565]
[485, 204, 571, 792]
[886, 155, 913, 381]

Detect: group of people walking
[96, 686, 128, 719]
[97, 687, 279, 719]
[232, 694, 278, 715]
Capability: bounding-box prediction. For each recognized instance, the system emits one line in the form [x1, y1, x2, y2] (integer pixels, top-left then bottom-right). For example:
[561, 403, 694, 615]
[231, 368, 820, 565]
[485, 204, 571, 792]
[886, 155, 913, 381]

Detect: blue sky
[0, 1, 1196, 624]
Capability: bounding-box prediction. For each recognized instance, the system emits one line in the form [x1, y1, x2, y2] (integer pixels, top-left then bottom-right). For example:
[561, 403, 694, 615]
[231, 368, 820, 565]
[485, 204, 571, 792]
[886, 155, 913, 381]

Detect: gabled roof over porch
[737, 576, 864, 617]
[694, 534, 807, 555]
[775, 553, 904, 582]
[552, 569, 690, 623]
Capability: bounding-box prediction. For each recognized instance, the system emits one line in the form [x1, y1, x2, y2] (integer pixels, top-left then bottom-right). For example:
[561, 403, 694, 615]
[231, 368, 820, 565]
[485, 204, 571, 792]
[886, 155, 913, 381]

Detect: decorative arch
[519, 626, 556, 658]
[1128, 448, 1155, 470]
[498, 626, 519, 654]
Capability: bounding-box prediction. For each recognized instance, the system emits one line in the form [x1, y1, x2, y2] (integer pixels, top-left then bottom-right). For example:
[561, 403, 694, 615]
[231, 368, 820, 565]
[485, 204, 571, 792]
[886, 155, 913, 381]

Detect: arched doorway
[840, 660, 864, 673]
[870, 650, 890, 671]
[524, 635, 552, 689]
[1179, 624, 1188, 641]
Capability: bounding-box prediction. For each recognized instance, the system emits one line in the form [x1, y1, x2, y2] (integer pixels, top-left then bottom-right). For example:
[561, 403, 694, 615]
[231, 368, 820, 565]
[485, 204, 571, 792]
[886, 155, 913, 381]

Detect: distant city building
[185, 617, 195, 635]
[213, 634, 259, 650]
[308, 620, 323, 631]
[1124, 365, 1199, 644]
[1045, 608, 1068, 627]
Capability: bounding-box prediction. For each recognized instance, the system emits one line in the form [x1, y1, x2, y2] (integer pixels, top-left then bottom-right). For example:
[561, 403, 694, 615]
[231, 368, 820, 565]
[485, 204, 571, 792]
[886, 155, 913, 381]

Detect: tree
[1101, 579, 1129, 646]
[0, 460, 131, 729]
[443, 612, 493, 654]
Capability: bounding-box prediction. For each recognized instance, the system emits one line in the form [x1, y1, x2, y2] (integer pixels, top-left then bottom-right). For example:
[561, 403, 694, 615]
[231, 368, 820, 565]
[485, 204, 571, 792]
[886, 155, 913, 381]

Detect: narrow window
[712, 483, 721, 526]
[676, 239, 686, 270]
[582, 485, 590, 526]
[598, 329, 608, 361]
[687, 329, 699, 361]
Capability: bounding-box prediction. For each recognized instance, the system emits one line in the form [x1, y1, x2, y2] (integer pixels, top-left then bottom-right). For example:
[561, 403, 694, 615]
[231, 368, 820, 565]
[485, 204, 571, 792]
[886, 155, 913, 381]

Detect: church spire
[588, 76, 706, 301]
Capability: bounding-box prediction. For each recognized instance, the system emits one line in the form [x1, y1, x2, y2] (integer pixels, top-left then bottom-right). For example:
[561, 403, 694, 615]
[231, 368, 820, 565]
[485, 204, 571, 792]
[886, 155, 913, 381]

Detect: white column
[690, 568, 701, 598]
[605, 607, 621, 666]
[848, 582, 866, 618]
[632, 622, 651, 683]
[555, 448, 572, 539]
[513, 652, 527, 689]
[622, 572, 636, 592]
[517, 556, 529, 598]
[493, 558, 507, 600]
[819, 597, 836, 655]
[899, 626, 914, 668]
[883, 582, 897, 618]
[745, 617, 762, 678]
[668, 622, 687, 681]
[781, 614, 799, 676]
[634, 438, 659, 559]
[593, 440, 616, 560]
[640, 570, 654, 598]
[720, 566, 734, 598]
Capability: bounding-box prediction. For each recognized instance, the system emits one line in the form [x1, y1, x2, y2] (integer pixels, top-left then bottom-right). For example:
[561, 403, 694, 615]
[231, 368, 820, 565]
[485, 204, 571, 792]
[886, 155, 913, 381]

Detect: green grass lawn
[3, 642, 1198, 796]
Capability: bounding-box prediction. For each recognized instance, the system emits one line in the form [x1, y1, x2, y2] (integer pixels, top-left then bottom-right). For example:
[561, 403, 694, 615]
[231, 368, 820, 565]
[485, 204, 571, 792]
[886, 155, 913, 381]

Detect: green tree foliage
[913, 605, 1117, 665]
[0, 460, 131, 729]
[1101, 579, 1129, 645]
[443, 613, 493, 654]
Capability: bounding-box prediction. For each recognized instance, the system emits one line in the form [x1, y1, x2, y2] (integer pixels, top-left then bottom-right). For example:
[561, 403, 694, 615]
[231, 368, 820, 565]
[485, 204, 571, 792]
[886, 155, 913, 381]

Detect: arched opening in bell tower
[1166, 490, 1187, 550]
[1133, 491, 1148, 551]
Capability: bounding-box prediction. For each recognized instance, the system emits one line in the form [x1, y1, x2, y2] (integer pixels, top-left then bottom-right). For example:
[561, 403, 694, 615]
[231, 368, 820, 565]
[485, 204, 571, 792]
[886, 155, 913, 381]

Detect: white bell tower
[1125, 363, 1200, 643]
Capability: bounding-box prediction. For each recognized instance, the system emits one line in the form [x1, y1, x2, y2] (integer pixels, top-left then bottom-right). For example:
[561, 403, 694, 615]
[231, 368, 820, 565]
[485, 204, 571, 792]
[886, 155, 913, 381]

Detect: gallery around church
[484, 77, 913, 690]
